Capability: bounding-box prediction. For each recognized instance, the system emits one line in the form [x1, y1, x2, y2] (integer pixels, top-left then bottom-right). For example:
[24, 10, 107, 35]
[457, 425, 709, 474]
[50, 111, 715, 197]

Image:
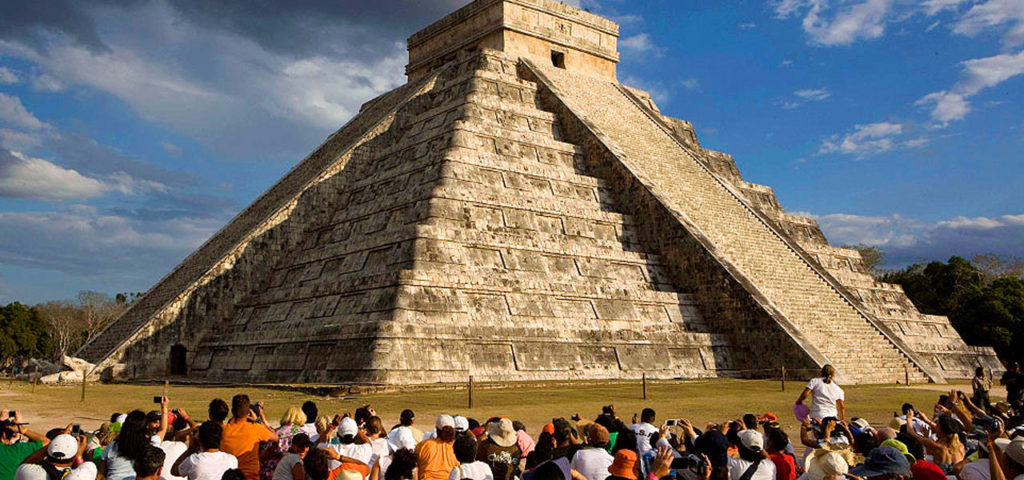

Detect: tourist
[903, 409, 964, 471]
[366, 417, 389, 472]
[551, 420, 582, 460]
[383, 449, 416, 480]
[728, 430, 775, 480]
[103, 409, 160, 480]
[764, 428, 796, 480]
[172, 421, 239, 480]
[986, 436, 1023, 480]
[271, 434, 311, 480]
[801, 447, 852, 480]
[208, 401, 230, 425]
[958, 435, 997, 480]
[302, 447, 367, 480]
[887, 437, 943, 480]
[355, 407, 376, 429]
[848, 447, 911, 480]
[515, 421, 536, 458]
[631, 409, 658, 457]
[276, 407, 307, 451]
[795, 365, 845, 422]
[14, 433, 96, 480]
[527, 431, 556, 470]
[132, 445, 167, 480]
[1, 411, 50, 480]
[1001, 362, 1024, 408]
[422, 416, 454, 442]
[156, 408, 190, 480]
[301, 403, 319, 439]
[972, 368, 993, 410]
[415, 425, 458, 480]
[477, 418, 521, 480]
[320, 417, 372, 469]
[220, 396, 278, 480]
[375, 426, 416, 480]
[607, 449, 638, 480]
[570, 424, 613, 480]
[449, 435, 492, 480]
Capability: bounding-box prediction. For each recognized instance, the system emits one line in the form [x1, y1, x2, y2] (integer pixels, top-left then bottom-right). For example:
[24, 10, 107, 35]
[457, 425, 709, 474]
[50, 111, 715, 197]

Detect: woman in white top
[728, 430, 776, 480]
[795, 365, 846, 422]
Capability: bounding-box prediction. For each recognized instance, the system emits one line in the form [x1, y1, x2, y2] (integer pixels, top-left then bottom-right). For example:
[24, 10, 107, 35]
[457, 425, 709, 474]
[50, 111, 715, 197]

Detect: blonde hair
[315, 415, 332, 434]
[280, 406, 306, 427]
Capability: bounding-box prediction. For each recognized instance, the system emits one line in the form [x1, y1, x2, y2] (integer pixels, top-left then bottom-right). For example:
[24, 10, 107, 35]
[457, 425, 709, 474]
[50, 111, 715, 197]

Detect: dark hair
[132, 444, 166, 478]
[976, 367, 985, 377]
[901, 404, 915, 415]
[737, 443, 768, 462]
[853, 431, 878, 455]
[302, 401, 318, 425]
[897, 433, 925, 461]
[385, 448, 417, 480]
[355, 406, 373, 426]
[553, 420, 573, 444]
[528, 432, 556, 469]
[291, 433, 312, 451]
[641, 408, 656, 423]
[45, 428, 65, 440]
[513, 420, 525, 432]
[765, 428, 789, 453]
[400, 409, 415, 427]
[0, 420, 17, 440]
[612, 429, 637, 454]
[304, 447, 331, 480]
[111, 413, 123, 423]
[453, 435, 478, 463]
[937, 415, 962, 437]
[467, 418, 480, 431]
[533, 460, 566, 480]
[146, 411, 162, 424]
[742, 414, 758, 430]
[209, 399, 229, 423]
[938, 395, 950, 406]
[438, 425, 456, 443]
[231, 395, 250, 419]
[222, 469, 247, 480]
[117, 410, 152, 460]
[199, 421, 223, 450]
[594, 415, 613, 431]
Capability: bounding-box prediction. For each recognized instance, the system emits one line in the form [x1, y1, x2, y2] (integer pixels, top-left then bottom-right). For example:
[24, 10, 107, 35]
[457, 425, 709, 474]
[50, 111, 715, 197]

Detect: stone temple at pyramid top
[406, 0, 619, 80]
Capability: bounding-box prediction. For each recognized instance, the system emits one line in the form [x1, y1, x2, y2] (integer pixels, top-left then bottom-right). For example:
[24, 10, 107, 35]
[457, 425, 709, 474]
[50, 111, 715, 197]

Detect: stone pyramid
[78, 0, 1001, 385]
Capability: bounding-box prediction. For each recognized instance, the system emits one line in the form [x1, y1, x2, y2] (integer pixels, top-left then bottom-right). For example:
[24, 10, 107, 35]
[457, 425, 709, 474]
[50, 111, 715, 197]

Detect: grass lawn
[0, 378, 999, 439]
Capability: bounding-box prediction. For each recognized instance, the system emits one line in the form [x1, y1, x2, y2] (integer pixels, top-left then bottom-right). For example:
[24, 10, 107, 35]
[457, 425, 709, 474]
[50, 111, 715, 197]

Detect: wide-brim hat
[608, 449, 638, 480]
[488, 418, 518, 448]
[849, 447, 911, 478]
[805, 449, 851, 480]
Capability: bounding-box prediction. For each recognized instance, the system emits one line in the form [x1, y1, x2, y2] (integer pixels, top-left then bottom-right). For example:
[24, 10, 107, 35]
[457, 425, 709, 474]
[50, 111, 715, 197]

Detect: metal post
[80, 369, 87, 403]
[468, 375, 474, 409]
[642, 372, 648, 400]
[781, 366, 786, 392]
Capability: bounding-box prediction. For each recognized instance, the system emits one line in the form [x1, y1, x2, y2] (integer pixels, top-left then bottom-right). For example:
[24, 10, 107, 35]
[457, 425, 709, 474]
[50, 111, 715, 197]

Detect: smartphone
[71, 424, 81, 435]
[153, 396, 162, 404]
[7, 411, 15, 419]
[666, 419, 678, 426]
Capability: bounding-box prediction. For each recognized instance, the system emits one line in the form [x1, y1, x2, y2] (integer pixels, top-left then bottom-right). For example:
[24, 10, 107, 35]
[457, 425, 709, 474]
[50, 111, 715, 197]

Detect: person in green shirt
[0, 410, 50, 480]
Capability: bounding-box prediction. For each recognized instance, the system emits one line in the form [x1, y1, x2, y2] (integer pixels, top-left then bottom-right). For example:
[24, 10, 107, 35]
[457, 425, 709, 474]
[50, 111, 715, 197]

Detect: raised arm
[836, 400, 847, 423]
[799, 419, 817, 449]
[904, 411, 942, 450]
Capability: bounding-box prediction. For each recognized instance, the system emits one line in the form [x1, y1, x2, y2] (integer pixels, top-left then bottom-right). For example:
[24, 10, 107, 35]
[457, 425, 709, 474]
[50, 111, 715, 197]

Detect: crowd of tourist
[2, 364, 1023, 480]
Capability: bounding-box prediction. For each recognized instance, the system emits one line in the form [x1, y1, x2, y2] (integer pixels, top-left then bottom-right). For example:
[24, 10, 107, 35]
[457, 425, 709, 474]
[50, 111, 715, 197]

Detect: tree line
[0, 291, 142, 369]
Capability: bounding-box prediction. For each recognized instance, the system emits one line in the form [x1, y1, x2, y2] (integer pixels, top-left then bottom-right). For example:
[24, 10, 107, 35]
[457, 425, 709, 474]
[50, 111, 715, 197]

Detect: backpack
[40, 462, 71, 480]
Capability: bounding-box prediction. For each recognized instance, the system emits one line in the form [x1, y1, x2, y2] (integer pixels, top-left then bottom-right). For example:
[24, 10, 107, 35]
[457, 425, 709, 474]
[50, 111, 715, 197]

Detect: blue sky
[1, 0, 1022, 304]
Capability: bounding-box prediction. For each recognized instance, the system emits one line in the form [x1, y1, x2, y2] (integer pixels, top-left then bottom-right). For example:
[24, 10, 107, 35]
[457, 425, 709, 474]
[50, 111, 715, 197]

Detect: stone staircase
[526, 61, 935, 384]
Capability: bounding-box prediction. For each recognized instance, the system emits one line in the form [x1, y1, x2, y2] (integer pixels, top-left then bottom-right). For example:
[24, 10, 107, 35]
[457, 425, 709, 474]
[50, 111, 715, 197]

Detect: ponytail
[821, 364, 836, 384]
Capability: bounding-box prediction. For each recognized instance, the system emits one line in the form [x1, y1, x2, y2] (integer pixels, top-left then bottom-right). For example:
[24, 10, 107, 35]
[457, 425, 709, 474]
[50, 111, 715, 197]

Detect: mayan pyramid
[78, 0, 1001, 385]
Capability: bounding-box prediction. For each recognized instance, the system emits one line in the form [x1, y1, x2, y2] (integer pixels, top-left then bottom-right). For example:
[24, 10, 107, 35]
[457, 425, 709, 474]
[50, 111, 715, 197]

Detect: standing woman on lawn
[795, 365, 846, 422]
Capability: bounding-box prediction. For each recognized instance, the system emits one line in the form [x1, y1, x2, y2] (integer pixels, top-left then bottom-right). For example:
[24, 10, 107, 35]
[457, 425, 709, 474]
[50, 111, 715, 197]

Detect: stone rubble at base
[75, 0, 1001, 385]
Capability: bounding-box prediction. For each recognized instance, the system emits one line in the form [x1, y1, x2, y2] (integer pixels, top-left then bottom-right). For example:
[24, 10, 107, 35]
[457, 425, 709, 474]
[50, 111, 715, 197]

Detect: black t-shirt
[551, 445, 581, 461]
[1002, 371, 1024, 399]
[477, 438, 522, 480]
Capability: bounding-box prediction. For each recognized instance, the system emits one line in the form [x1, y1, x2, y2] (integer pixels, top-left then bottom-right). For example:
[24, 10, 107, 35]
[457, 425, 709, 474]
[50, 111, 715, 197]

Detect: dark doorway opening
[169, 344, 187, 375]
[551, 50, 566, 68]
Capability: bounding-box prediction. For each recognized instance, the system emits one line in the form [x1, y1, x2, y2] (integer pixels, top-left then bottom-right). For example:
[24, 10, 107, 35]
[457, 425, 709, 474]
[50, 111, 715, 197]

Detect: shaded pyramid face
[79, 4, 1001, 384]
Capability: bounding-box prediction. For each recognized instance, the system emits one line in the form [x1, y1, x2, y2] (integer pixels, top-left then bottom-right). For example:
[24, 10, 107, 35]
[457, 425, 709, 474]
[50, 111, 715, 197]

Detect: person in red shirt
[766, 428, 797, 480]
[220, 395, 278, 480]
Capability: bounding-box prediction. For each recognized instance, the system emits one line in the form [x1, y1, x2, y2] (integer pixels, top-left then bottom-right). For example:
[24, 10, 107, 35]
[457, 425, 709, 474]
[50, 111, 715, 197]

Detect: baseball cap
[879, 439, 916, 464]
[48, 434, 78, 461]
[435, 414, 454, 430]
[453, 416, 469, 432]
[339, 417, 358, 437]
[694, 430, 730, 467]
[387, 427, 417, 452]
[851, 418, 871, 430]
[850, 447, 912, 478]
[738, 430, 764, 451]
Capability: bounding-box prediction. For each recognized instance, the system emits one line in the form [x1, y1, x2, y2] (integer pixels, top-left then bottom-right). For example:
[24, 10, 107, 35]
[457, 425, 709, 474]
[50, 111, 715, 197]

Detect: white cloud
[0, 93, 48, 130]
[619, 33, 663, 56]
[31, 73, 64, 92]
[794, 88, 831, 100]
[953, 0, 1024, 47]
[739, 22, 757, 30]
[922, 0, 973, 16]
[818, 122, 905, 157]
[0, 150, 107, 200]
[681, 77, 700, 90]
[622, 75, 669, 104]
[161, 141, 182, 156]
[793, 0, 895, 46]
[0, 128, 41, 150]
[917, 49, 1024, 124]
[806, 211, 1024, 267]
[780, 59, 795, 67]
[0, 67, 18, 85]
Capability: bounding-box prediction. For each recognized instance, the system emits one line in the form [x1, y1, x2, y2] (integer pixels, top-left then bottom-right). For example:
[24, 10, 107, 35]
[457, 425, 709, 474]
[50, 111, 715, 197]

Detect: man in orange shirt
[220, 395, 278, 480]
[415, 424, 459, 480]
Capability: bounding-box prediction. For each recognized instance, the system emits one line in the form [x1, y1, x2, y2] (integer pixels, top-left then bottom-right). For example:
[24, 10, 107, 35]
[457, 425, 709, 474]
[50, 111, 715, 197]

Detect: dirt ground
[1, 378, 1004, 439]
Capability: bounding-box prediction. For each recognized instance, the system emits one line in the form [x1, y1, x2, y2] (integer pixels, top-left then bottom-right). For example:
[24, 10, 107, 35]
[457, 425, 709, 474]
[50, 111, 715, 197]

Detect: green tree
[0, 303, 54, 366]
[844, 244, 884, 276]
